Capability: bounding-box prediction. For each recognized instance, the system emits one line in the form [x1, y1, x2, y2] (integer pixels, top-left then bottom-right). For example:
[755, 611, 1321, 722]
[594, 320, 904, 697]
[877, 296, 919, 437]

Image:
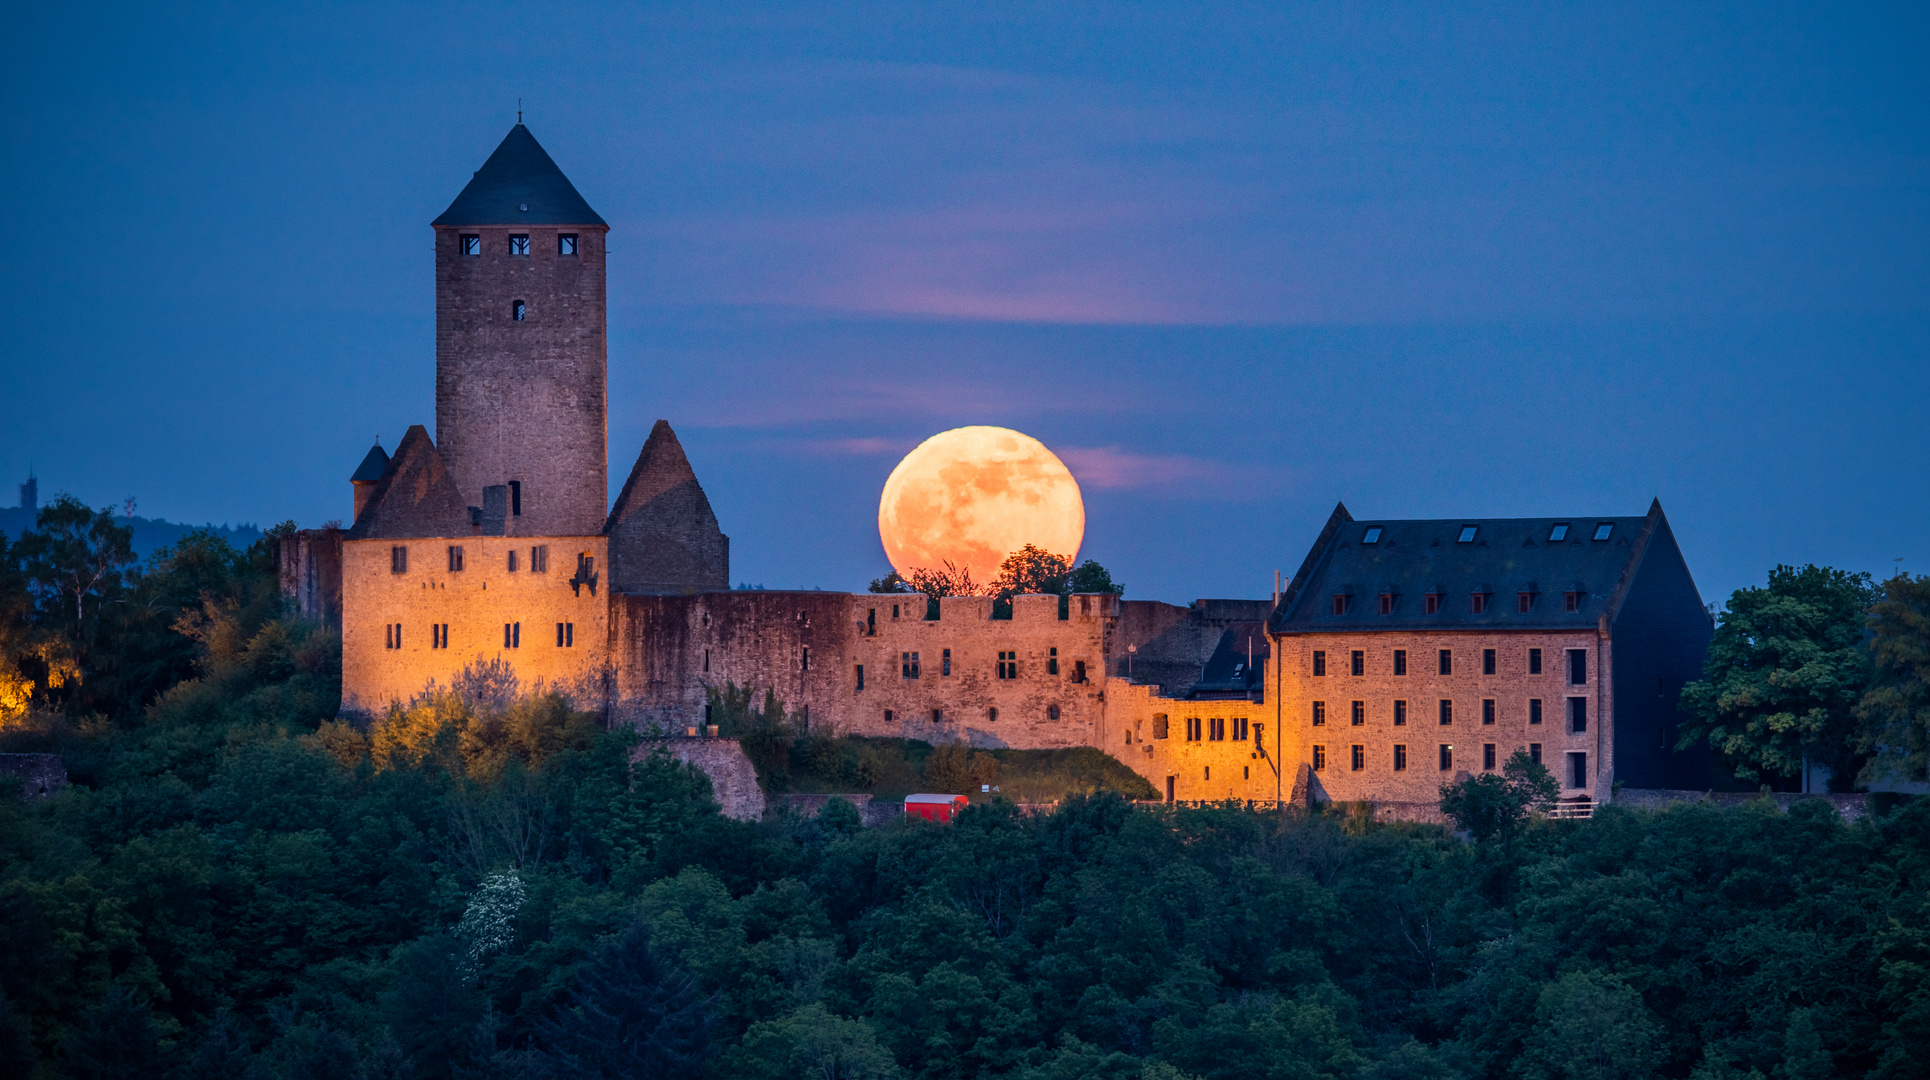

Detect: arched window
[512, 300, 526, 321]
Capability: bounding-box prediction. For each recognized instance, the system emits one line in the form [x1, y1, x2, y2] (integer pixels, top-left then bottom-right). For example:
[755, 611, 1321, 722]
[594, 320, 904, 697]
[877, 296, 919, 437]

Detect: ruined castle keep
[281, 125, 1714, 811]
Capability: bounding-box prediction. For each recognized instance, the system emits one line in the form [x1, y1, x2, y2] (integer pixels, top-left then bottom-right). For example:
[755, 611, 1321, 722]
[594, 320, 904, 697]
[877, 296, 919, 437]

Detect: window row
[380, 621, 576, 649]
[859, 648, 1086, 688]
[880, 705, 1063, 724]
[390, 544, 553, 575]
[1312, 647, 1588, 683]
[1358, 522, 1614, 546]
[458, 233, 578, 256]
[1334, 589, 1589, 616]
[1310, 741, 1587, 785]
[1311, 697, 1588, 733]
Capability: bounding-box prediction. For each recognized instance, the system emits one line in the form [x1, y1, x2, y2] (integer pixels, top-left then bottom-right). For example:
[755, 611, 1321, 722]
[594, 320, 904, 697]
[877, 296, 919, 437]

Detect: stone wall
[638, 737, 765, 820]
[340, 535, 611, 715]
[1104, 678, 1281, 803]
[1275, 629, 1612, 804]
[277, 529, 345, 628]
[0, 754, 65, 799]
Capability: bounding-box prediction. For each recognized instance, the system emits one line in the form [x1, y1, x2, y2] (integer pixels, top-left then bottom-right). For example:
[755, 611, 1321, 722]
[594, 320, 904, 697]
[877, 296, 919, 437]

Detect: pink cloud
[1056, 446, 1219, 492]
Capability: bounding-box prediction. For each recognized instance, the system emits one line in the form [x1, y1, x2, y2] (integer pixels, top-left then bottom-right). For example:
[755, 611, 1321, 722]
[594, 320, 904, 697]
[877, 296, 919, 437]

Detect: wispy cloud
[1057, 446, 1220, 492]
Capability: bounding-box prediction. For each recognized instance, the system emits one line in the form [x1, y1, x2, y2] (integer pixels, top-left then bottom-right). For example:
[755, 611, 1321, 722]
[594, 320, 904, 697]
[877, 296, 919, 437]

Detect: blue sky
[3, 2, 1925, 603]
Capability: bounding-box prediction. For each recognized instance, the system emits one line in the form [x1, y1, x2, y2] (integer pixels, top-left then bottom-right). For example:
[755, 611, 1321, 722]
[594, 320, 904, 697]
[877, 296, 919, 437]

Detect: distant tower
[432, 125, 608, 537]
[17, 472, 35, 514]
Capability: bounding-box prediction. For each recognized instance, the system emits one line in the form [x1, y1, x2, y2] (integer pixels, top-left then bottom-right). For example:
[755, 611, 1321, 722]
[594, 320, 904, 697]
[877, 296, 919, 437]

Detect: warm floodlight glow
[878, 426, 1085, 583]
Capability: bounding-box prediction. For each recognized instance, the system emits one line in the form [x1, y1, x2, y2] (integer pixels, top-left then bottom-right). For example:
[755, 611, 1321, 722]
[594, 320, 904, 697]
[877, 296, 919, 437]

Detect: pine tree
[537, 920, 711, 1079]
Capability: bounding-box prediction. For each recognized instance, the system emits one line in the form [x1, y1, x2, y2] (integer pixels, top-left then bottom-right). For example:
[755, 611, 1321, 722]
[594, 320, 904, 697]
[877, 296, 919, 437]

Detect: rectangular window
[1312, 650, 1326, 676]
[902, 652, 920, 679]
[1393, 744, 1408, 771]
[1351, 650, 1364, 676]
[1458, 525, 1479, 543]
[1439, 649, 1453, 675]
[1393, 649, 1407, 676]
[1549, 523, 1569, 542]
[503, 622, 520, 649]
[932, 709, 943, 724]
[448, 545, 464, 572]
[997, 651, 1017, 679]
[509, 234, 529, 255]
[866, 609, 876, 636]
[1471, 593, 1487, 614]
[892, 604, 900, 619]
[460, 234, 480, 256]
[1440, 744, 1454, 771]
[703, 648, 709, 672]
[1482, 699, 1495, 725]
[1350, 745, 1364, 771]
[1593, 523, 1613, 541]
[1153, 714, 1169, 739]
[1204, 765, 1210, 781]
[555, 622, 574, 647]
[1425, 593, 1441, 614]
[1233, 717, 1249, 740]
[1530, 698, 1543, 725]
[1209, 717, 1225, 741]
[1483, 648, 1496, 675]
[1394, 700, 1407, 726]
[1186, 717, 1202, 742]
[1518, 592, 1535, 613]
[1529, 647, 1542, 674]
[1074, 659, 1086, 683]
[559, 233, 578, 256]
[507, 550, 519, 572]
[1483, 744, 1496, 771]
[1363, 526, 1382, 543]
[855, 665, 864, 691]
[1568, 649, 1588, 685]
[1331, 595, 1348, 615]
[1569, 751, 1588, 788]
[1564, 591, 1580, 612]
[1568, 697, 1588, 733]
[1379, 593, 1394, 615]
[1312, 745, 1326, 770]
[391, 545, 408, 573]
[426, 623, 437, 649]
[885, 709, 894, 723]
[384, 623, 396, 649]
[942, 648, 952, 676]
[1439, 700, 1453, 725]
[1530, 742, 1542, 764]
[1048, 647, 1060, 675]
[1350, 701, 1364, 726]
[508, 480, 521, 517]
[531, 545, 548, 573]
[1312, 701, 1326, 727]
[801, 647, 810, 671]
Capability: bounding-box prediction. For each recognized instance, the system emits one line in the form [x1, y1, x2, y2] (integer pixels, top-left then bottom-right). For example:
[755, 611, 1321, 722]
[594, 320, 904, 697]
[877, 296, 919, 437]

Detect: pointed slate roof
[345, 425, 472, 539]
[432, 124, 606, 228]
[350, 444, 390, 484]
[1270, 500, 1678, 634]
[606, 420, 717, 532]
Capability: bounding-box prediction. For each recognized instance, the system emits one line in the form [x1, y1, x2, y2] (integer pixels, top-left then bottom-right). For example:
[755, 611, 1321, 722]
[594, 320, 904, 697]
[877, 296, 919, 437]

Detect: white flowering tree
[455, 870, 526, 981]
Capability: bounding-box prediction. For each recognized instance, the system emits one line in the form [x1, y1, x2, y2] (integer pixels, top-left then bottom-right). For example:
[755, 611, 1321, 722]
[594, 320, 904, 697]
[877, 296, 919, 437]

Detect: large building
[281, 124, 1714, 813]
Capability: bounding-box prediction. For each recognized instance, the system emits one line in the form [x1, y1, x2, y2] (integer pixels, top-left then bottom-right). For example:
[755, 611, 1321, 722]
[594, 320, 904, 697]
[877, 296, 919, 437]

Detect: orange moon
[878, 426, 1085, 583]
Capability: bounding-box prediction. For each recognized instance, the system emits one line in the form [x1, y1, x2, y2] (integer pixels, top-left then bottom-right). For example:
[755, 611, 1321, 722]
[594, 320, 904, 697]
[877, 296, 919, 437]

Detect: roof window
[1362, 527, 1382, 544]
[1458, 525, 1478, 543]
[1548, 523, 1568, 542]
[1592, 522, 1614, 541]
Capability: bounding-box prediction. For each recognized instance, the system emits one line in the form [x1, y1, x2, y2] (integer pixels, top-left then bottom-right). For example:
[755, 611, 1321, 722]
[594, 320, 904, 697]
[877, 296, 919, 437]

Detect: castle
[281, 125, 1714, 812]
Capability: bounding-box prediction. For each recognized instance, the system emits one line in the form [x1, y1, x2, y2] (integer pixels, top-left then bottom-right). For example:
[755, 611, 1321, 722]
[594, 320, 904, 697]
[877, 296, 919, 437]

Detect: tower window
[508, 480, 521, 516]
[942, 648, 951, 676]
[559, 233, 578, 256]
[854, 665, 864, 691]
[390, 545, 408, 573]
[504, 622, 521, 648]
[509, 234, 529, 256]
[556, 622, 574, 647]
[1209, 717, 1224, 741]
[507, 550, 519, 572]
[447, 545, 464, 572]
[1048, 647, 1059, 676]
[512, 300, 526, 321]
[460, 234, 480, 256]
[531, 545, 549, 573]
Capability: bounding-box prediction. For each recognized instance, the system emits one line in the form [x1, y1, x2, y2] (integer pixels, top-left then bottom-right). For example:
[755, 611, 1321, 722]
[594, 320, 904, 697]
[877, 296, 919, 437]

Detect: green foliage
[868, 571, 915, 594]
[1515, 972, 1661, 1080]
[1068, 560, 1124, 596]
[1679, 564, 1879, 787]
[1858, 573, 1930, 785]
[534, 919, 711, 1078]
[1438, 749, 1559, 847]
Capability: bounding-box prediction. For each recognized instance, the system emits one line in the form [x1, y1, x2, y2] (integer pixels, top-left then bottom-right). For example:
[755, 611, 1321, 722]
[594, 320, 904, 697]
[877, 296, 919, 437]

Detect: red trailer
[904, 793, 969, 823]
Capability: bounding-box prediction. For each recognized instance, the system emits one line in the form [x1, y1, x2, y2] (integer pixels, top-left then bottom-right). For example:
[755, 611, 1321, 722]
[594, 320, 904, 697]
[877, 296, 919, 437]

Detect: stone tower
[432, 124, 608, 537]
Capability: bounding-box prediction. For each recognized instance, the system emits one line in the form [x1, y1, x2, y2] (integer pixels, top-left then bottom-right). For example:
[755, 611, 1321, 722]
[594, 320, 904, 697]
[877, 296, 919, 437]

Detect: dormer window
[1549, 523, 1569, 542]
[460, 234, 481, 256]
[1362, 527, 1382, 544]
[1518, 591, 1536, 613]
[1470, 592, 1488, 614]
[1379, 593, 1394, 615]
[559, 233, 578, 256]
[1331, 595, 1349, 615]
[1593, 522, 1614, 541]
[509, 234, 530, 256]
[1564, 591, 1581, 612]
[1458, 525, 1478, 543]
[512, 300, 526, 321]
[1425, 593, 1442, 615]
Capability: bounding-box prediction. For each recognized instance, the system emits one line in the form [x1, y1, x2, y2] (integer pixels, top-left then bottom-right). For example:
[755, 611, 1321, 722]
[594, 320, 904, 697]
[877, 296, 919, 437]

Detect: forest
[1, 496, 1928, 1079]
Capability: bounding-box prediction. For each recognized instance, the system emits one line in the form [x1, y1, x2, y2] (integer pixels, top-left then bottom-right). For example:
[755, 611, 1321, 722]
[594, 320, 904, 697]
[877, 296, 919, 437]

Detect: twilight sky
[3, 1, 1925, 604]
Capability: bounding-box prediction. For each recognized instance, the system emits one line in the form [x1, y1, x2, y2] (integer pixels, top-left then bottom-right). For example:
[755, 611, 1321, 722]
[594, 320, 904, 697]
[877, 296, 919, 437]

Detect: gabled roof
[1270, 501, 1671, 634]
[605, 420, 718, 534]
[344, 425, 472, 539]
[432, 124, 606, 228]
[350, 444, 389, 484]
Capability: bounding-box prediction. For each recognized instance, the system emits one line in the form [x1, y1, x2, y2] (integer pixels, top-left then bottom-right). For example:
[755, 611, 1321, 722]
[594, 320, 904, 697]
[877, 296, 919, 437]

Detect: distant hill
[0, 506, 265, 564]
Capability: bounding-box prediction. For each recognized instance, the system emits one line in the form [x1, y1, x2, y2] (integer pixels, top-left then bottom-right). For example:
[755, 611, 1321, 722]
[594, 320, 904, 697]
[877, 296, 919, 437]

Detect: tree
[1516, 972, 1662, 1080]
[1438, 749, 1559, 849]
[1857, 574, 1930, 785]
[726, 1004, 901, 1080]
[905, 561, 982, 600]
[868, 571, 914, 594]
[1068, 560, 1123, 596]
[61, 981, 165, 1080]
[1678, 564, 1878, 788]
[537, 919, 711, 1079]
[14, 496, 136, 689]
[924, 740, 999, 795]
[993, 545, 1073, 599]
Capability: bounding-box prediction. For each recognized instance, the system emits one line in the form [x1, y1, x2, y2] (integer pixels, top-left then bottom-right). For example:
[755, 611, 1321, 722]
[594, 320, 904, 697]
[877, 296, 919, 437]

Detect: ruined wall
[1103, 678, 1280, 803]
[277, 529, 345, 628]
[340, 535, 610, 715]
[1273, 628, 1611, 804]
[639, 737, 764, 820]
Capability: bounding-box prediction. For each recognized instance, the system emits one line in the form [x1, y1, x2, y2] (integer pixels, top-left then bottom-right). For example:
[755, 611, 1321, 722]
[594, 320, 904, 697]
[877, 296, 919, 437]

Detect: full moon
[878, 426, 1085, 584]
